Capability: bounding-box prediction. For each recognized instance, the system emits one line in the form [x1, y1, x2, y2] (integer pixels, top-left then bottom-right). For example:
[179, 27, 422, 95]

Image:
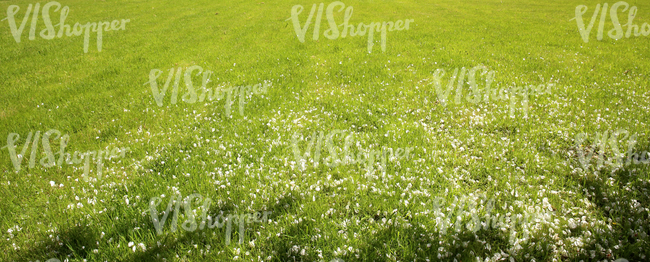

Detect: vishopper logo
[144, 66, 270, 117]
[149, 193, 272, 245]
[574, 129, 649, 171]
[288, 1, 414, 53]
[431, 195, 557, 245]
[2, 1, 130, 53]
[573, 1, 650, 43]
[290, 129, 414, 173]
[1, 129, 130, 182]
[430, 65, 553, 118]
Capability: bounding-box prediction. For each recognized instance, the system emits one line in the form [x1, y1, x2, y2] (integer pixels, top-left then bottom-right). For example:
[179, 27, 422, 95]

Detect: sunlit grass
[1, 0, 649, 261]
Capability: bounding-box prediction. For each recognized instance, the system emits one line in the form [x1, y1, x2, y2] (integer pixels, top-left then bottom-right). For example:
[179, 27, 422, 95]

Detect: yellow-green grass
[0, 0, 649, 261]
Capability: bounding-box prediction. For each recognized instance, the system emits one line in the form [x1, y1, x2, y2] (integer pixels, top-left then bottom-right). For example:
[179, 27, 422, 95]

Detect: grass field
[1, 0, 650, 261]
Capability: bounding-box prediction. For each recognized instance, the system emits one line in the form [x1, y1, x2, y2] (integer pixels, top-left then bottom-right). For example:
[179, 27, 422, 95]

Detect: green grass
[1, 0, 649, 261]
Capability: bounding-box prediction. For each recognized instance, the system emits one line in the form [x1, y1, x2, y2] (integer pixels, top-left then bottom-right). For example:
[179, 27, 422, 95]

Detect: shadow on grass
[568, 166, 650, 261]
[11, 221, 98, 262]
[124, 192, 291, 261]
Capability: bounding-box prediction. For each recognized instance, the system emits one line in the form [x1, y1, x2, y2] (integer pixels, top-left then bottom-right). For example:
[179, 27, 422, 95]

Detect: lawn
[0, 0, 649, 261]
